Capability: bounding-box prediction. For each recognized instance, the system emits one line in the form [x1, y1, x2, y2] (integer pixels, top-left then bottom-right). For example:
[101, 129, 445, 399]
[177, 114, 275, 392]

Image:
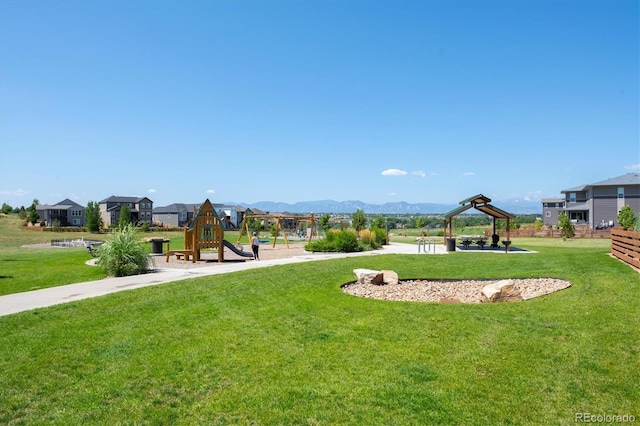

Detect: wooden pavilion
[443, 194, 515, 249]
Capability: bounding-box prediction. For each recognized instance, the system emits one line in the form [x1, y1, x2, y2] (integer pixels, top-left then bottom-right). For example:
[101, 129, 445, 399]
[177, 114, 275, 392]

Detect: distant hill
[227, 199, 542, 215]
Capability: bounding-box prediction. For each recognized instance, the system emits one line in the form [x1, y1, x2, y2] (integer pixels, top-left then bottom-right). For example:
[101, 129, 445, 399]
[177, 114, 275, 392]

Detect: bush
[359, 229, 380, 250]
[96, 224, 152, 277]
[617, 205, 638, 231]
[370, 226, 387, 246]
[305, 229, 362, 253]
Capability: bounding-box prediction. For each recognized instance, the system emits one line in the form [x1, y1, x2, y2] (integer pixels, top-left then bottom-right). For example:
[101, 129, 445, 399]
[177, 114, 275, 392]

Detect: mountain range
[227, 199, 542, 215]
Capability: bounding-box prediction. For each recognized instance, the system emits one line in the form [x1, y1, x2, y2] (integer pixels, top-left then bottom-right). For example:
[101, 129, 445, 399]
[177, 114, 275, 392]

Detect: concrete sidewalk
[0, 242, 446, 317]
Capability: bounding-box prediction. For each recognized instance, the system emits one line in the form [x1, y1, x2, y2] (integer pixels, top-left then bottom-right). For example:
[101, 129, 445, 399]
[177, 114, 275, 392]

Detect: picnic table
[459, 236, 486, 250]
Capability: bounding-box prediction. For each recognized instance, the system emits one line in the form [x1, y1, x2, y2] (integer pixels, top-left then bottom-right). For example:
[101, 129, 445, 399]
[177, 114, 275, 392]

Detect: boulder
[481, 279, 523, 302]
[381, 270, 399, 285]
[353, 268, 385, 285]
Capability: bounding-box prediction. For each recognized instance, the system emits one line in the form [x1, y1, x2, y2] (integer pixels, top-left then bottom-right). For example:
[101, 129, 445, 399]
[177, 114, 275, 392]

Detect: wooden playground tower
[237, 213, 318, 248]
[165, 199, 224, 263]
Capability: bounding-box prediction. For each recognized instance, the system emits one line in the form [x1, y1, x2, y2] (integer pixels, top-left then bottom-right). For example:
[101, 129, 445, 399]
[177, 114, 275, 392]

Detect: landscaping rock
[353, 268, 384, 285]
[481, 279, 523, 302]
[381, 270, 399, 285]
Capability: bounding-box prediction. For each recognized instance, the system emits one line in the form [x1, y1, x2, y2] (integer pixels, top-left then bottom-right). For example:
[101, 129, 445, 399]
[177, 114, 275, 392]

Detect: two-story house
[36, 198, 85, 227]
[542, 173, 640, 229]
[152, 203, 200, 228]
[99, 196, 153, 228]
[153, 202, 245, 229]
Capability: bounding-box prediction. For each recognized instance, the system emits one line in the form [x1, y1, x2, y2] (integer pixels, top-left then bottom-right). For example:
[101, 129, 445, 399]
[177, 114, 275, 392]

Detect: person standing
[251, 232, 260, 261]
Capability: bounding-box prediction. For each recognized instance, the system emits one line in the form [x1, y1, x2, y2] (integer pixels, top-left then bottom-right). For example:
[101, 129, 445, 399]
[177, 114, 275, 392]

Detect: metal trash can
[446, 238, 456, 252]
[151, 238, 164, 254]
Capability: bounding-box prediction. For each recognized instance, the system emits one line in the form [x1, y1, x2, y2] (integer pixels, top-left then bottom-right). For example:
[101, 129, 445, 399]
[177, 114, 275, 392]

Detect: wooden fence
[611, 228, 640, 270]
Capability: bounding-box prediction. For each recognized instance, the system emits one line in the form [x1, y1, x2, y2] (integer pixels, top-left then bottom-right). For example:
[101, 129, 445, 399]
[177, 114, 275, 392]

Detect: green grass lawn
[1, 215, 638, 424]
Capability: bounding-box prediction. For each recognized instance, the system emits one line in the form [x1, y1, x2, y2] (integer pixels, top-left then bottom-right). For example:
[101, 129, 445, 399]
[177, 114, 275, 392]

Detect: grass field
[0, 215, 638, 424]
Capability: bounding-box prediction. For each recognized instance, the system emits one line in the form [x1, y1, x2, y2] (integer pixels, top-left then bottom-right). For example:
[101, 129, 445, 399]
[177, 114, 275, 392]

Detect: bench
[165, 250, 195, 263]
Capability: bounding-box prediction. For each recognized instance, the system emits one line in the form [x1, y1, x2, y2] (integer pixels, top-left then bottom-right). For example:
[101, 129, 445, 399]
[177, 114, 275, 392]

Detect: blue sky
[1, 0, 638, 208]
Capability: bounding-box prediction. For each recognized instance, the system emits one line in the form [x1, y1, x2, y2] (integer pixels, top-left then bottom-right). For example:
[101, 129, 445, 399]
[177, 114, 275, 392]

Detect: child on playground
[251, 232, 260, 261]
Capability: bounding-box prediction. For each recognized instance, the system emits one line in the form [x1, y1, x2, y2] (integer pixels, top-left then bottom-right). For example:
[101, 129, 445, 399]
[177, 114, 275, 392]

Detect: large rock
[481, 279, 523, 302]
[381, 270, 399, 285]
[353, 268, 384, 285]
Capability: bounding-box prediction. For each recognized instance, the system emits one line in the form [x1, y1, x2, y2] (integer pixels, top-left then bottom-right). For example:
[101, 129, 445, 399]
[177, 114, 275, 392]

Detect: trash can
[446, 237, 456, 252]
[151, 238, 164, 254]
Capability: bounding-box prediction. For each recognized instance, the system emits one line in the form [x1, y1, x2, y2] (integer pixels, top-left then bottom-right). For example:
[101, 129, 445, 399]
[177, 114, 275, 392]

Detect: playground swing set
[237, 213, 318, 249]
[165, 199, 254, 263]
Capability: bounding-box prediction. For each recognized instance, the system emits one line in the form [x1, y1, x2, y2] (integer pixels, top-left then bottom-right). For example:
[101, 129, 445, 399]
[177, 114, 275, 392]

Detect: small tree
[557, 212, 574, 238]
[118, 204, 131, 229]
[617, 205, 638, 231]
[318, 213, 331, 233]
[352, 209, 367, 233]
[371, 215, 386, 230]
[85, 201, 103, 233]
[1, 202, 12, 214]
[27, 199, 40, 224]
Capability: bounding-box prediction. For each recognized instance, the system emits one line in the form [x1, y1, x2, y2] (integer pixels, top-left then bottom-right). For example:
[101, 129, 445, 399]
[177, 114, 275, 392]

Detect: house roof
[564, 203, 589, 211]
[561, 173, 640, 193]
[590, 173, 640, 187]
[541, 198, 564, 203]
[99, 195, 152, 204]
[153, 203, 200, 214]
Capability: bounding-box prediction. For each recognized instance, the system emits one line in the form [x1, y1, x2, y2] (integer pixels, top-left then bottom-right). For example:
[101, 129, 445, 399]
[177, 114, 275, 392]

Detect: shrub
[617, 205, 638, 231]
[557, 212, 574, 238]
[359, 229, 381, 250]
[96, 223, 152, 277]
[370, 226, 387, 246]
[305, 229, 362, 253]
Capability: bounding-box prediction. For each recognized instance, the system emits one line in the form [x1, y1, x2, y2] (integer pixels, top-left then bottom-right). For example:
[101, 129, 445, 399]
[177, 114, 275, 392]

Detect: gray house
[153, 202, 245, 229]
[541, 198, 565, 227]
[36, 198, 85, 227]
[152, 203, 200, 228]
[543, 173, 640, 229]
[99, 196, 153, 228]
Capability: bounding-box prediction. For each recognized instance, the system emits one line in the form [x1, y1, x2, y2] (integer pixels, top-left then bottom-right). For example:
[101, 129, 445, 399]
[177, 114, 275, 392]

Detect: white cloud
[0, 189, 28, 197]
[206, 189, 216, 194]
[463, 172, 475, 176]
[625, 164, 640, 171]
[381, 168, 407, 176]
[388, 192, 398, 197]
[412, 170, 426, 178]
[148, 188, 157, 193]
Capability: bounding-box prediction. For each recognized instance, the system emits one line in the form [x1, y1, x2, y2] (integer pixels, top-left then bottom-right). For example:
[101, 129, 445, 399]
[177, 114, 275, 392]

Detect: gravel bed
[342, 278, 571, 303]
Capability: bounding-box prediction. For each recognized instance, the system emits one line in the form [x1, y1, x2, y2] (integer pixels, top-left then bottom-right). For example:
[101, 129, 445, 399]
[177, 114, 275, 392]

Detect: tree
[351, 209, 367, 233]
[118, 204, 131, 229]
[371, 215, 386, 230]
[27, 199, 40, 224]
[318, 213, 331, 233]
[557, 212, 574, 238]
[85, 201, 103, 233]
[617, 205, 638, 231]
[1, 202, 12, 214]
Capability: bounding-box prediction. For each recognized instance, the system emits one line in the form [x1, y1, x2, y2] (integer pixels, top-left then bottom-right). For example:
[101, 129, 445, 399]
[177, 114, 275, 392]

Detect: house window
[569, 193, 576, 203]
[618, 187, 624, 199]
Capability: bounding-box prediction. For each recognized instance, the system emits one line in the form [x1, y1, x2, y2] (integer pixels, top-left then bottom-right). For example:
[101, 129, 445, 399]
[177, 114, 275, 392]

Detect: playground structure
[237, 213, 318, 248]
[165, 199, 253, 263]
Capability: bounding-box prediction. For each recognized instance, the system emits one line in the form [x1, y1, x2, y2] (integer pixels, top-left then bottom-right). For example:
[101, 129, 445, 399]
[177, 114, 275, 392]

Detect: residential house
[153, 202, 242, 229]
[541, 198, 565, 227]
[543, 173, 640, 229]
[99, 196, 153, 228]
[153, 203, 200, 228]
[36, 199, 85, 227]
